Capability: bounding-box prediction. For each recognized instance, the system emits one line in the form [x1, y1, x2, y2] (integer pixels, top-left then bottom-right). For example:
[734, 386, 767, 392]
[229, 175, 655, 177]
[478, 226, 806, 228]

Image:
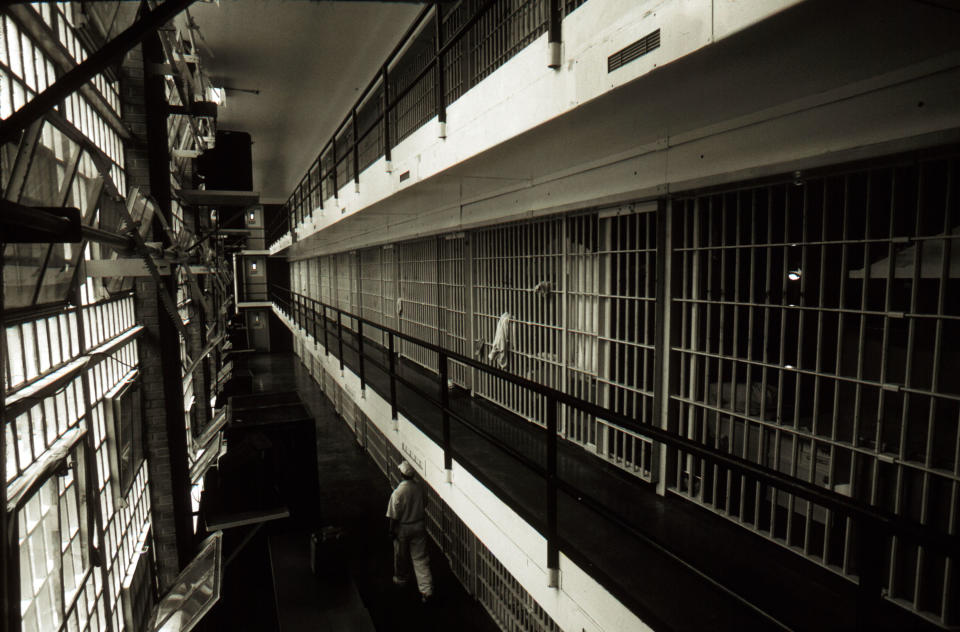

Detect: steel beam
[0, 200, 82, 243]
[0, 0, 197, 144]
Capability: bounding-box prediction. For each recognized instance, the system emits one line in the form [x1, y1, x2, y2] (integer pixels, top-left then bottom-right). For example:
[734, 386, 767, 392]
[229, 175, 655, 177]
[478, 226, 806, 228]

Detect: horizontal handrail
[271, 285, 960, 559]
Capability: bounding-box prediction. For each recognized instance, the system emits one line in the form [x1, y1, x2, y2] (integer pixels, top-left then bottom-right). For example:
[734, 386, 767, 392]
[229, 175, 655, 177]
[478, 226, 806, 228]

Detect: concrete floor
[203, 352, 500, 632]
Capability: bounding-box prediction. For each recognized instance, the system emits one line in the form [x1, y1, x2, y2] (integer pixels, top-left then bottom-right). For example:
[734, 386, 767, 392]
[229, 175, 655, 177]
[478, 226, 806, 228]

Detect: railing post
[388, 332, 398, 425]
[352, 108, 360, 192]
[323, 305, 330, 356]
[331, 137, 339, 200]
[546, 395, 559, 587]
[855, 521, 884, 630]
[382, 64, 392, 172]
[434, 2, 447, 138]
[317, 155, 324, 211]
[337, 310, 344, 374]
[440, 351, 452, 482]
[357, 319, 366, 396]
[547, 0, 562, 69]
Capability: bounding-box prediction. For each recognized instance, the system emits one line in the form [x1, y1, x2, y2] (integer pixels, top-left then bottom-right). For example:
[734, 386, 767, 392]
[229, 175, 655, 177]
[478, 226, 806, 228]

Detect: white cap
[398, 461, 415, 477]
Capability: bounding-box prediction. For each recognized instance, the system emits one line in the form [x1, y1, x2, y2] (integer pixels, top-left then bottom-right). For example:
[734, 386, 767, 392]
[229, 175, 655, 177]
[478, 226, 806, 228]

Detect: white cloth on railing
[487, 312, 511, 368]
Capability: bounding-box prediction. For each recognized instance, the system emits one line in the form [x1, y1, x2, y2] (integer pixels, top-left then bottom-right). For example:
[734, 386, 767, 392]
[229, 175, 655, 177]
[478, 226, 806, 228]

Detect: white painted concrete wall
[274, 305, 654, 632]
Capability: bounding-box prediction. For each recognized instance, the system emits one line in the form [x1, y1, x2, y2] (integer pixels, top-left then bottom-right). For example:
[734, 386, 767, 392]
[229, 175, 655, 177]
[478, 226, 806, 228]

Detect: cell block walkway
[222, 353, 501, 632]
[287, 315, 942, 632]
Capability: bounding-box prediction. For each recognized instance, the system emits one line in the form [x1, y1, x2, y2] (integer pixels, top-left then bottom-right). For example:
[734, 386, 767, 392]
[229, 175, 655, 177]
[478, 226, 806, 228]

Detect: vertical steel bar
[435, 3, 447, 126]
[358, 319, 366, 393]
[382, 65, 392, 164]
[546, 394, 559, 585]
[352, 108, 360, 189]
[323, 304, 330, 356]
[389, 332, 398, 420]
[441, 351, 452, 471]
[337, 310, 344, 372]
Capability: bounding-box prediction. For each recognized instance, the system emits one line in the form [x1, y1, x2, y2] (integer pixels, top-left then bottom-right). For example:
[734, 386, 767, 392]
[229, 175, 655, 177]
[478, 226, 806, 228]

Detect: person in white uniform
[386, 461, 434, 602]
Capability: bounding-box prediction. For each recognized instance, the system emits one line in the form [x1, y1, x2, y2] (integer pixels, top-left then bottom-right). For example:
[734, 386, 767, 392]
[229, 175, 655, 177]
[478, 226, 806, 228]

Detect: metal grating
[607, 29, 660, 73]
[672, 157, 960, 626]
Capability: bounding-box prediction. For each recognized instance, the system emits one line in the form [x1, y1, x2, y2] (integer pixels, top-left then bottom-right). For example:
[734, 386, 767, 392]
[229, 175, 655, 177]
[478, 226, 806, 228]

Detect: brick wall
[123, 44, 183, 593]
[132, 277, 182, 592]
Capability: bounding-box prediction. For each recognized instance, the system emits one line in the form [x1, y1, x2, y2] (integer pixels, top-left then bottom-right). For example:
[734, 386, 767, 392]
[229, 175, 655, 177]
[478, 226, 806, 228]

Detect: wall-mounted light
[250, 261, 258, 272]
[248, 210, 256, 221]
[788, 268, 802, 281]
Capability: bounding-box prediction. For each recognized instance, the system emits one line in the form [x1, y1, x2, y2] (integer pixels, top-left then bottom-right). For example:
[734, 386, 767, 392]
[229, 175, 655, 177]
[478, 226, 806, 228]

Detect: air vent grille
[607, 29, 661, 73]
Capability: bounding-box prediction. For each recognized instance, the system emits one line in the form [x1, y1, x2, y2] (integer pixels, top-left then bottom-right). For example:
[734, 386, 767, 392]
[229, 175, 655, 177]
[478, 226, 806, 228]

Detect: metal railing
[269, 284, 959, 630]
[271, 0, 574, 248]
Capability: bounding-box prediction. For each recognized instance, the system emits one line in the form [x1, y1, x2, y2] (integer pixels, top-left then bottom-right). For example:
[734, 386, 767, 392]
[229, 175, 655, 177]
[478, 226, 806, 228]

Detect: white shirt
[386, 479, 424, 524]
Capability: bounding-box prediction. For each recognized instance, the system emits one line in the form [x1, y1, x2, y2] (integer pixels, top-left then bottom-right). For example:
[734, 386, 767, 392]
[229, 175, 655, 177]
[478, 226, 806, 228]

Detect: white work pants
[394, 525, 433, 597]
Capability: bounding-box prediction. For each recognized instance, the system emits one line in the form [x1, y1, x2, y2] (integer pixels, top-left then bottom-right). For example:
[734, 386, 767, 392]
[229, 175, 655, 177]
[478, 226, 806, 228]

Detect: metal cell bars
[476, 544, 560, 632]
[319, 255, 334, 307]
[357, 85, 385, 173]
[16, 448, 99, 632]
[82, 294, 136, 350]
[365, 414, 391, 480]
[472, 0, 549, 85]
[595, 210, 657, 479]
[473, 219, 563, 427]
[334, 123, 355, 189]
[670, 157, 960, 625]
[6, 374, 84, 484]
[333, 251, 360, 331]
[440, 0, 469, 104]
[390, 18, 437, 146]
[360, 247, 386, 346]
[4, 309, 80, 392]
[439, 235, 469, 387]
[381, 246, 400, 332]
[399, 237, 441, 373]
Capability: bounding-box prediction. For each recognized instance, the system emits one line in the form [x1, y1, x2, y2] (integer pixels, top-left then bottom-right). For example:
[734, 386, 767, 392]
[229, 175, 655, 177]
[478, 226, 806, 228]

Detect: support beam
[144, 26, 195, 577]
[0, 0, 197, 144]
[0, 201, 82, 243]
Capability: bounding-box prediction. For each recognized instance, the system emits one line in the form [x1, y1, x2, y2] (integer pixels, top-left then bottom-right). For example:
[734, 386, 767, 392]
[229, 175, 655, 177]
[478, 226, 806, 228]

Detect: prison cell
[399, 238, 441, 372]
[473, 218, 564, 427]
[671, 156, 960, 626]
[438, 235, 470, 387]
[594, 209, 657, 477]
[360, 247, 386, 346]
[319, 255, 333, 307]
[381, 245, 400, 333]
[333, 252, 360, 331]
